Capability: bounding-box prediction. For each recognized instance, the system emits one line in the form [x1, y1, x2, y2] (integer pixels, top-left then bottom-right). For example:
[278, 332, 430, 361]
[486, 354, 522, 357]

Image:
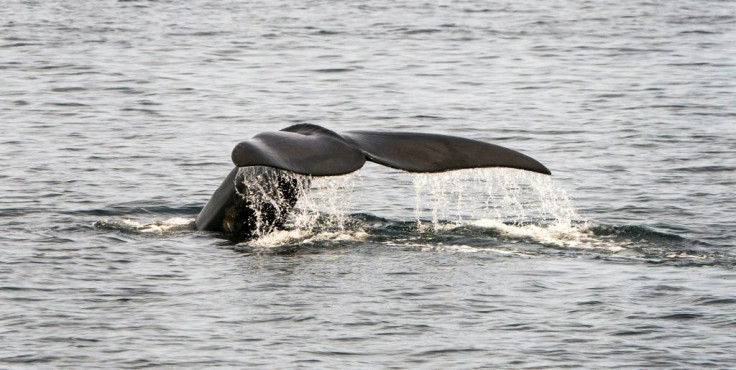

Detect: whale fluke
[342, 130, 551, 175]
[231, 123, 551, 176]
[231, 125, 366, 176]
[198, 124, 551, 237]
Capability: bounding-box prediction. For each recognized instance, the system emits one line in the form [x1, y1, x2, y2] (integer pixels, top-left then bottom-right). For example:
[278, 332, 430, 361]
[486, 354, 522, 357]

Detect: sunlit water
[2, 0, 735, 367]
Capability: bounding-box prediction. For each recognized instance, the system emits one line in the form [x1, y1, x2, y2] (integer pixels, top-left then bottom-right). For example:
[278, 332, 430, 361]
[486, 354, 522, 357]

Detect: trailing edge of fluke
[196, 124, 551, 238]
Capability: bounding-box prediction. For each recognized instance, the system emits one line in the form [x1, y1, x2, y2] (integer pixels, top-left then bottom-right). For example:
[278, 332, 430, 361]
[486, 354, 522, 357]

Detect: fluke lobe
[195, 124, 551, 239]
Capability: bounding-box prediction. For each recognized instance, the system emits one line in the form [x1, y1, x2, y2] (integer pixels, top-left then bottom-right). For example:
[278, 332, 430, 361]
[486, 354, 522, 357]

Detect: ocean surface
[2, 0, 735, 367]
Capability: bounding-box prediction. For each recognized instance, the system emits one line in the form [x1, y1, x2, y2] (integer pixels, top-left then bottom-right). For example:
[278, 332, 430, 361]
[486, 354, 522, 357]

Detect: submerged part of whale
[195, 124, 551, 238]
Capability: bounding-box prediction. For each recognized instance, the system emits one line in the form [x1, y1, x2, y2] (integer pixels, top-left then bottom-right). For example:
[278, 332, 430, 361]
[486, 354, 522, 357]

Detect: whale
[195, 124, 551, 238]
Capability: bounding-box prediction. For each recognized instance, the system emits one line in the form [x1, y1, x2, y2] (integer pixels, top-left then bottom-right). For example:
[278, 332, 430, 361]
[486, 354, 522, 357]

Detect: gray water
[2, 0, 736, 367]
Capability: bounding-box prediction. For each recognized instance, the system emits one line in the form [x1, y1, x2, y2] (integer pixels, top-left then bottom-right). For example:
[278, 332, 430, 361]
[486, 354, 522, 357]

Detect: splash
[412, 168, 589, 247]
[229, 167, 358, 239]
[233, 171, 360, 248]
[242, 167, 588, 250]
[231, 167, 311, 238]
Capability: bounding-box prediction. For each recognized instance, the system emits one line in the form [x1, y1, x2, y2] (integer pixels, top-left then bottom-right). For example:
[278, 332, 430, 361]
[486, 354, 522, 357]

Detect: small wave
[679, 30, 718, 35]
[51, 86, 87, 92]
[469, 219, 610, 250]
[672, 165, 734, 173]
[404, 28, 442, 35]
[1, 42, 42, 48]
[94, 217, 194, 234]
[312, 68, 355, 73]
[404, 243, 537, 257]
[312, 30, 341, 36]
[232, 228, 369, 255]
[419, 244, 481, 253]
[248, 228, 369, 248]
[76, 204, 203, 217]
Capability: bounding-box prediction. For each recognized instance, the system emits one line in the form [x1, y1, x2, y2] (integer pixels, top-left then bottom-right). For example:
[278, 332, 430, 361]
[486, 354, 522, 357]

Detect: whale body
[195, 124, 551, 238]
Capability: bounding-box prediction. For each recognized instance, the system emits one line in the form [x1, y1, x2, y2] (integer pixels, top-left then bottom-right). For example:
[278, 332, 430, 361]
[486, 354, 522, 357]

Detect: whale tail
[196, 124, 551, 236]
[231, 123, 550, 176]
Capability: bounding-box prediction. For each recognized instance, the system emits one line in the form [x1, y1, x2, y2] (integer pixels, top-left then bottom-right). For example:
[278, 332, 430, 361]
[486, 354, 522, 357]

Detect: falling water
[232, 166, 311, 238]
[286, 167, 581, 236]
[412, 168, 581, 230]
[240, 170, 364, 248]
[291, 172, 358, 232]
[239, 167, 587, 250]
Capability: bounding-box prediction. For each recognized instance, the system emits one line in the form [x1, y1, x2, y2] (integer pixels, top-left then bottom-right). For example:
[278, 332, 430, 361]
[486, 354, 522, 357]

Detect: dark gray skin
[195, 124, 551, 239]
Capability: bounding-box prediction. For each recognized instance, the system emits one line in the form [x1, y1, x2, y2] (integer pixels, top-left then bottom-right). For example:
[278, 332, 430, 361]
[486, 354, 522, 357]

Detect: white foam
[383, 241, 539, 257]
[470, 219, 624, 252]
[103, 217, 194, 233]
[665, 252, 709, 260]
[418, 244, 480, 253]
[243, 228, 369, 248]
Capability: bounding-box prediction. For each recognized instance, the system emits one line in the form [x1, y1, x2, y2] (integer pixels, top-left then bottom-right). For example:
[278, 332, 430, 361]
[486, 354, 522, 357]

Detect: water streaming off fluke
[411, 168, 580, 230]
